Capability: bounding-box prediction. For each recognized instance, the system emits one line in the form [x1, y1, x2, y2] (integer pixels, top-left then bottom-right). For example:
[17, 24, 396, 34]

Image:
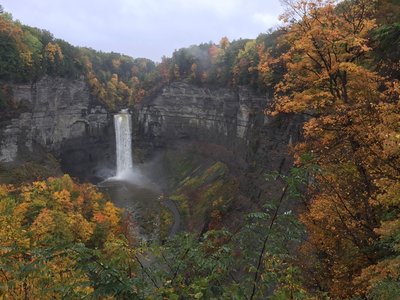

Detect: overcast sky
[1, 0, 284, 62]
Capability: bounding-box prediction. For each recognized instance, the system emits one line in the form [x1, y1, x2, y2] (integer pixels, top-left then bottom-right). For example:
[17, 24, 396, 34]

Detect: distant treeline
[1, 1, 399, 112]
[0, 6, 284, 110]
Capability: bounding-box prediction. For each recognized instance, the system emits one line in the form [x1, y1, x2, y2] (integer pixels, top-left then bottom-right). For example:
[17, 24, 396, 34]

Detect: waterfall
[114, 109, 133, 178]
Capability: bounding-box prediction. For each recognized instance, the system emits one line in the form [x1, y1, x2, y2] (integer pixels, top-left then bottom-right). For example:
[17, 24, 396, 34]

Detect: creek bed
[98, 178, 162, 240]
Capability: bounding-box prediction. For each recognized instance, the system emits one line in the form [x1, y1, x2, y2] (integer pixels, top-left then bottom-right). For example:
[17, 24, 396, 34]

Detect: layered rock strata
[0, 76, 114, 181]
[136, 82, 302, 203]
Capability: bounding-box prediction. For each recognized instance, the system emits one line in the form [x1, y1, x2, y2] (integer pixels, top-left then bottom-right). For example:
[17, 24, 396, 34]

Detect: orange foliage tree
[266, 0, 400, 297]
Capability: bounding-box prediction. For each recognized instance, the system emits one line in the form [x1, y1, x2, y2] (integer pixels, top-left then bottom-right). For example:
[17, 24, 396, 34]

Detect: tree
[0, 13, 29, 81]
[191, 62, 198, 80]
[0, 175, 130, 299]
[269, 0, 400, 297]
[353, 81, 400, 298]
[158, 56, 172, 83]
[232, 40, 260, 87]
[219, 36, 230, 50]
[43, 42, 64, 75]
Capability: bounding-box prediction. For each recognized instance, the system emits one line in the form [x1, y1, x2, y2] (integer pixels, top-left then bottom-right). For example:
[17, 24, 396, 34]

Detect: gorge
[1, 1, 399, 297]
[0, 77, 301, 192]
[0, 77, 300, 234]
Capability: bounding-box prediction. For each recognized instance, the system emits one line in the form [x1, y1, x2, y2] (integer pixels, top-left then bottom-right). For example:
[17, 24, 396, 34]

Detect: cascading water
[114, 109, 133, 178]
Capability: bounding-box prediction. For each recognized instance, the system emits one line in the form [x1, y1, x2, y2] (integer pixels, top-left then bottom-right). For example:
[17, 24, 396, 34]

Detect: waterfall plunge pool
[98, 109, 164, 240]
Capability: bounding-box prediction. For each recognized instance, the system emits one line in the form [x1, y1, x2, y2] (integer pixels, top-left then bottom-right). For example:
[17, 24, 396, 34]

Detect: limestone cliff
[137, 83, 259, 144]
[0, 76, 114, 181]
[0, 79, 301, 196]
[136, 82, 302, 204]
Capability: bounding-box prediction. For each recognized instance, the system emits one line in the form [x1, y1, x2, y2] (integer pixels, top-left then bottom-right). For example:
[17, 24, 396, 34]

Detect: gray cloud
[2, 0, 283, 61]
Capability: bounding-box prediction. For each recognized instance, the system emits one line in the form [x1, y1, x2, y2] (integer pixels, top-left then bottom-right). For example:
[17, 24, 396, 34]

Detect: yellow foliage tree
[0, 175, 124, 299]
[45, 42, 63, 63]
[270, 0, 400, 297]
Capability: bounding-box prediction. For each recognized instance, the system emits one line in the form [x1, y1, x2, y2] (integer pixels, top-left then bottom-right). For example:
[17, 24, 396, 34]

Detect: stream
[98, 178, 181, 240]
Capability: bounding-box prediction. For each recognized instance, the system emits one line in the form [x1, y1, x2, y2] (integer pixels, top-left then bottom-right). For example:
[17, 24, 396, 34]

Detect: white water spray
[114, 109, 133, 178]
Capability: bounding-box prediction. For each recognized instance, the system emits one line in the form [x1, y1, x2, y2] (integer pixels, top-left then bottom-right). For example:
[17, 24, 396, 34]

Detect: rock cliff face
[0, 76, 114, 181]
[137, 83, 263, 147]
[0, 79, 301, 194]
[137, 82, 300, 167]
[136, 82, 302, 203]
